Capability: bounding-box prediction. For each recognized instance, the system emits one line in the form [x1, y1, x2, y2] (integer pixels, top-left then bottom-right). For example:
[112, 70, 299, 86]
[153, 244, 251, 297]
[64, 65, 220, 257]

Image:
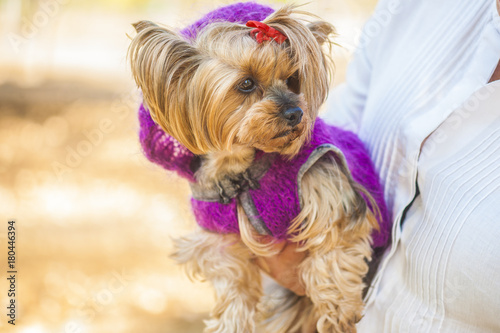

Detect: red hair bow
[246, 20, 287, 44]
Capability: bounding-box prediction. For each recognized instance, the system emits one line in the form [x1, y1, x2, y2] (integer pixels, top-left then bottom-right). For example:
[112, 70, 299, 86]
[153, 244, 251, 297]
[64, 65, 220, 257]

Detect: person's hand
[254, 241, 308, 296]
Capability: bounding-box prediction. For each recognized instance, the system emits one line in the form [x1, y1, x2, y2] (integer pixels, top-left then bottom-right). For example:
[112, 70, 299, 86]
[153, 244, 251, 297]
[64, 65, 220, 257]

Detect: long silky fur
[258, 283, 316, 333]
[171, 156, 378, 333]
[171, 230, 263, 333]
[131, 5, 379, 333]
[246, 155, 377, 333]
[295, 155, 376, 333]
[129, 5, 335, 157]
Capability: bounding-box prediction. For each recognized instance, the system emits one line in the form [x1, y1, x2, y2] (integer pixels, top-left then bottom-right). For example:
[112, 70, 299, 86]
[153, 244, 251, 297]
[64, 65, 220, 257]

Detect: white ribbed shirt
[323, 0, 500, 332]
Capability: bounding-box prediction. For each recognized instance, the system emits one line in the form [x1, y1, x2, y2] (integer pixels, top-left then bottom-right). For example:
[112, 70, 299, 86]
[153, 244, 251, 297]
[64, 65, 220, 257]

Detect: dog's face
[129, 7, 334, 156]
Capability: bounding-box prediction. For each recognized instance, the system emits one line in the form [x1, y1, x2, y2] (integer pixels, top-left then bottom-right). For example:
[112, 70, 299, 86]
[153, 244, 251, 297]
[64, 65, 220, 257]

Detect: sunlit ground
[0, 0, 375, 332]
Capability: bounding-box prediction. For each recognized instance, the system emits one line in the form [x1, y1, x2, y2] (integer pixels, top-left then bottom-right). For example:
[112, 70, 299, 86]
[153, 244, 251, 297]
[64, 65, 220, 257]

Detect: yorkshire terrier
[129, 3, 389, 333]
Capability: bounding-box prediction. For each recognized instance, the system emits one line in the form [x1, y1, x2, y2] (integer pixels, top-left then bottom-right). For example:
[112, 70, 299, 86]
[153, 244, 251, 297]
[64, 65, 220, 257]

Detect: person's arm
[322, 45, 373, 133]
[257, 0, 499, 325]
[320, 0, 394, 132]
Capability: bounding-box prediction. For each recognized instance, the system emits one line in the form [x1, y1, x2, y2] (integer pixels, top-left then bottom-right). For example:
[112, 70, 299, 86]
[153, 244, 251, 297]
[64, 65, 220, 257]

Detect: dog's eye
[238, 78, 256, 93]
[286, 72, 300, 94]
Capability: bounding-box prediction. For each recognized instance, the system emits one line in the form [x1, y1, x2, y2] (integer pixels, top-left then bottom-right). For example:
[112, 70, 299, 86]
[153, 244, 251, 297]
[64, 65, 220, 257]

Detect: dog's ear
[128, 20, 201, 89]
[307, 21, 336, 46]
[128, 21, 204, 154]
[132, 20, 155, 33]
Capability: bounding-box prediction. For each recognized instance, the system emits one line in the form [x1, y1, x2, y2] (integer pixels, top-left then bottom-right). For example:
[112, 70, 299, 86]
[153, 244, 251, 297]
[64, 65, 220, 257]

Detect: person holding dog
[262, 0, 500, 331]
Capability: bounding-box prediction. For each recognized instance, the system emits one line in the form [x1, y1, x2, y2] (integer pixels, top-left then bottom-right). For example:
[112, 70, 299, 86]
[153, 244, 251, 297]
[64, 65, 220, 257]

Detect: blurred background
[0, 0, 376, 332]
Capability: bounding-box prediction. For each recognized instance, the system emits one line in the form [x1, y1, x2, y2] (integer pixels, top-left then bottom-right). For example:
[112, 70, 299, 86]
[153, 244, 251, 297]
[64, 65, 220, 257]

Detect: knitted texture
[191, 119, 391, 248]
[138, 104, 196, 181]
[137, 2, 391, 249]
[180, 2, 274, 40]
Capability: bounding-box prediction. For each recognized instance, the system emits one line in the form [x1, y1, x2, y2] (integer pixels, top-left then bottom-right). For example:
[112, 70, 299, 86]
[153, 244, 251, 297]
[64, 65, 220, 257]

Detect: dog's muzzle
[281, 107, 303, 127]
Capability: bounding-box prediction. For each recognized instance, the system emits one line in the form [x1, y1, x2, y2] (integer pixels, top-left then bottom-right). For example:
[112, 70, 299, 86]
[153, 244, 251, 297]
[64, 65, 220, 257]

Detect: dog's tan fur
[129, 5, 378, 332]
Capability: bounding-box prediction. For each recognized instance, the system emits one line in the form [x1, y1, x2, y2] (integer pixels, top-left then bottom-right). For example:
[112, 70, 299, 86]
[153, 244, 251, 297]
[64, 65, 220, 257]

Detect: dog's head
[129, 6, 335, 156]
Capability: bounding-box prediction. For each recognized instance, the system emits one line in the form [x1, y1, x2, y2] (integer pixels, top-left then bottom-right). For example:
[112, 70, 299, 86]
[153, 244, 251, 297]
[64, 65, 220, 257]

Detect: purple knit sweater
[137, 2, 391, 249]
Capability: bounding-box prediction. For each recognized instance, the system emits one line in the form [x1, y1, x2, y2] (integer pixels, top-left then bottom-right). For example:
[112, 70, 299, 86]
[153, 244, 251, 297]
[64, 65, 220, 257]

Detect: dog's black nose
[282, 107, 303, 127]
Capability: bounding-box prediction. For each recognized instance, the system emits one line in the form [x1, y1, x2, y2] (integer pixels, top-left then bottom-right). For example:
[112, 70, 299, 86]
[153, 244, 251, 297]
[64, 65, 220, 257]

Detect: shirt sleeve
[322, 46, 373, 133]
[321, 0, 391, 133]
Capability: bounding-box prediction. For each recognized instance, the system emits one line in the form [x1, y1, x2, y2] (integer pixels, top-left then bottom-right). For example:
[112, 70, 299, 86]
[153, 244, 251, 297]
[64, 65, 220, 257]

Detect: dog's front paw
[216, 171, 260, 204]
[242, 169, 260, 190]
[216, 175, 243, 204]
